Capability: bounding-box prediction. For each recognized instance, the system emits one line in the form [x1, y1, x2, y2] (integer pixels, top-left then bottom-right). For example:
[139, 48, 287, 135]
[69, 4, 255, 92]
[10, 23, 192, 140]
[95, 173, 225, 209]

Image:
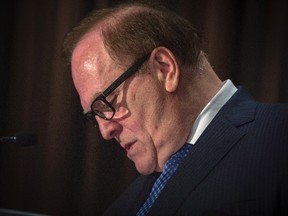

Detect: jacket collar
[149, 87, 258, 215]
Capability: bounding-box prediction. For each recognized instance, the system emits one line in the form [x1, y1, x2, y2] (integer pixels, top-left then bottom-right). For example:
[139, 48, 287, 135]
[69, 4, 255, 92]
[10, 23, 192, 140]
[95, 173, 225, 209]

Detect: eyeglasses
[84, 53, 151, 126]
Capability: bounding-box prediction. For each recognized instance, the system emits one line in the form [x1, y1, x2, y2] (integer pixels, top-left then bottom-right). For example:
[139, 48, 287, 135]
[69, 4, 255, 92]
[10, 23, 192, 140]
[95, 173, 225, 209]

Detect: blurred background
[0, 0, 287, 215]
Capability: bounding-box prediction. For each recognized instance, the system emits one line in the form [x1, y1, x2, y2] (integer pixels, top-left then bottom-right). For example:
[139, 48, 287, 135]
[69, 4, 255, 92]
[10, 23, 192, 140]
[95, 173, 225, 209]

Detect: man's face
[71, 32, 169, 175]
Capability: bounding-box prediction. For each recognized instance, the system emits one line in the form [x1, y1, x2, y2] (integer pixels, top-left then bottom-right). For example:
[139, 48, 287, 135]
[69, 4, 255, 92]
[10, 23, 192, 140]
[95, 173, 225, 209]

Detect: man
[63, 2, 288, 215]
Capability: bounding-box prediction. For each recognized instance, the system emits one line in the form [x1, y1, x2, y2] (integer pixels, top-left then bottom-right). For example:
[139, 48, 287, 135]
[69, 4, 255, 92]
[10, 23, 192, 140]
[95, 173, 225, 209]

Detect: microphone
[0, 132, 37, 146]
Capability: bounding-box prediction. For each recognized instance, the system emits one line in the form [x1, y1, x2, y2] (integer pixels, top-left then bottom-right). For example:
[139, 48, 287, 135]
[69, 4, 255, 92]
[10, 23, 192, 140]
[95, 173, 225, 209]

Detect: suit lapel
[148, 88, 257, 215]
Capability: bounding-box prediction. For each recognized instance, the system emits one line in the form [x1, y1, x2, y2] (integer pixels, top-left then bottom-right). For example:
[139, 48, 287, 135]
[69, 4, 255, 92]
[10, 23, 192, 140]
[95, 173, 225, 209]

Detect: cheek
[135, 93, 164, 132]
[129, 80, 164, 122]
[124, 75, 167, 146]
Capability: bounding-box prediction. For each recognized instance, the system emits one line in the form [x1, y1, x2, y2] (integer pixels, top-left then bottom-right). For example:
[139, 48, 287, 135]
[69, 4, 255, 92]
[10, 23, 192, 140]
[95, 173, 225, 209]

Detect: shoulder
[219, 87, 288, 146]
[253, 103, 288, 129]
[221, 87, 288, 125]
[256, 102, 288, 115]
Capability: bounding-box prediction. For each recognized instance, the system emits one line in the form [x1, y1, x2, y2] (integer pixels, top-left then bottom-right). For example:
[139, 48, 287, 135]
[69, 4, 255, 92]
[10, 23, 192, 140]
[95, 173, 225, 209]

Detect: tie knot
[137, 143, 192, 216]
[163, 143, 192, 174]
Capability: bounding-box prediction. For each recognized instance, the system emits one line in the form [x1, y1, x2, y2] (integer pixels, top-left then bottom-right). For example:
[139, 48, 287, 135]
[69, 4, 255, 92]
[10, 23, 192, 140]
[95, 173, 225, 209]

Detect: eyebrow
[82, 92, 101, 115]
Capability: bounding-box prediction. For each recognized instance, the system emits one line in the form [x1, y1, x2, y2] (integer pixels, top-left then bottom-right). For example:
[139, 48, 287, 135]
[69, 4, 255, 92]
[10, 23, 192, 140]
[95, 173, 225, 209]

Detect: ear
[150, 47, 180, 93]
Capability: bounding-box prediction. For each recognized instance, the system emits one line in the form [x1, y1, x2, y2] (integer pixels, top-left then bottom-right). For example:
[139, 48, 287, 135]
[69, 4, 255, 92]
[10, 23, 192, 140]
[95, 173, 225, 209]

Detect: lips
[123, 142, 134, 151]
[122, 141, 136, 157]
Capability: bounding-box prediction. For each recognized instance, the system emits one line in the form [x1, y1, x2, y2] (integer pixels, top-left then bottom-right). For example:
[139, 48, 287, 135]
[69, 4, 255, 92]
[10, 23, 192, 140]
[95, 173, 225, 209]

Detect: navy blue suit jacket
[104, 88, 288, 216]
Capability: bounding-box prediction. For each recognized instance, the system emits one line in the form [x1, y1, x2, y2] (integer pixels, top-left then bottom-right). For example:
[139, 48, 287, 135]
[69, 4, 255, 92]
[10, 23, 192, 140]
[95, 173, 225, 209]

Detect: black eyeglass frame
[84, 53, 151, 125]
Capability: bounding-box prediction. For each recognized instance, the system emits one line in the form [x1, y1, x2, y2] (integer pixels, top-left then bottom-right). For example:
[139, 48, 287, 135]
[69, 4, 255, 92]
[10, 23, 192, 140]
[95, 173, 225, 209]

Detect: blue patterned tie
[137, 143, 192, 216]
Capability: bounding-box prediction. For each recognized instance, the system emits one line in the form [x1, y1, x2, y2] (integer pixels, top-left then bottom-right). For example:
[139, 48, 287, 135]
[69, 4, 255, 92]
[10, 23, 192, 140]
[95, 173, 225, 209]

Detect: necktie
[137, 143, 192, 216]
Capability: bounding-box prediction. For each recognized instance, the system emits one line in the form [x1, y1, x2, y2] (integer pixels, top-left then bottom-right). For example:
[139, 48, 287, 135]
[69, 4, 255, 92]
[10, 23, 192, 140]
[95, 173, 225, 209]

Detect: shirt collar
[186, 79, 238, 144]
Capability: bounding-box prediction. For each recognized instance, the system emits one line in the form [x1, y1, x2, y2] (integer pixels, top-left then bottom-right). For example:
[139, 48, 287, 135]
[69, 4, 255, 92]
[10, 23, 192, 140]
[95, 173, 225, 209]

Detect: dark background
[0, 0, 287, 215]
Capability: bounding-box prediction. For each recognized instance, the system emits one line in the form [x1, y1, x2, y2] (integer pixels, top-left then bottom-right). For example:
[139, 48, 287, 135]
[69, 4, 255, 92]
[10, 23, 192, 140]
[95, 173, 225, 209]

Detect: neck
[155, 60, 223, 172]
[154, 94, 198, 172]
[182, 57, 224, 121]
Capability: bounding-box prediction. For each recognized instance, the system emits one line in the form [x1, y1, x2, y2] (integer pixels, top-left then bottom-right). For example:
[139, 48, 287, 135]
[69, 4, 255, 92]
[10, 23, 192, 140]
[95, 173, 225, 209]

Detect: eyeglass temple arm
[102, 53, 151, 97]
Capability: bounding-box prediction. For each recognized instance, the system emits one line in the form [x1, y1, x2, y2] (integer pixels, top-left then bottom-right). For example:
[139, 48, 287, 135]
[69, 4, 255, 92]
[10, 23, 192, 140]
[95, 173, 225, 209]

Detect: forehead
[72, 30, 110, 76]
[71, 30, 119, 109]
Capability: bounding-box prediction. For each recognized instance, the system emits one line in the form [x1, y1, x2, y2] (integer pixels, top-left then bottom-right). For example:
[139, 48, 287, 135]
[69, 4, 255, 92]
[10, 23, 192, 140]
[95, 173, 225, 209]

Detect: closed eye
[107, 94, 117, 106]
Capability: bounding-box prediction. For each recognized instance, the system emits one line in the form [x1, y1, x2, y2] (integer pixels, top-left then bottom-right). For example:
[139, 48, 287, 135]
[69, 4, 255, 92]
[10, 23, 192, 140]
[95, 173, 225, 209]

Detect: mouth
[123, 142, 134, 151]
[122, 141, 136, 156]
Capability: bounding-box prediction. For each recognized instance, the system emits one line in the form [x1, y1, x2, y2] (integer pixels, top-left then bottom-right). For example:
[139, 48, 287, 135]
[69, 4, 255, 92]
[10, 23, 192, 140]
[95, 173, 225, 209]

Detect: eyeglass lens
[92, 99, 115, 119]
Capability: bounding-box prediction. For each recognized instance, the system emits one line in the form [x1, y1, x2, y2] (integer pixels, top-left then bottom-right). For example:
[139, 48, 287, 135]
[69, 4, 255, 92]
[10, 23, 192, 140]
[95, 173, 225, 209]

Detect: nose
[96, 116, 122, 140]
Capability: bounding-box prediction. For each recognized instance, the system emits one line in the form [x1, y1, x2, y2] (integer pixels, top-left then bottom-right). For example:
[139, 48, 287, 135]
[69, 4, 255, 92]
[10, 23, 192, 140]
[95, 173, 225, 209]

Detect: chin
[135, 162, 155, 175]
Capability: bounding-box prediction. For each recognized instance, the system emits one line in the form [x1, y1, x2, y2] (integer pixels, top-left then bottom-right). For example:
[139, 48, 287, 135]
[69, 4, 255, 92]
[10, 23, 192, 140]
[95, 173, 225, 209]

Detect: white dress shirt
[186, 79, 238, 145]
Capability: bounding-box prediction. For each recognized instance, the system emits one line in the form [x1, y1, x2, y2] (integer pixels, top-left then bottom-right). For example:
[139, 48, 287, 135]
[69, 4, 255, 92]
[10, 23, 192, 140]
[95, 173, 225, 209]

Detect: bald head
[63, 2, 202, 69]
[67, 2, 224, 174]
